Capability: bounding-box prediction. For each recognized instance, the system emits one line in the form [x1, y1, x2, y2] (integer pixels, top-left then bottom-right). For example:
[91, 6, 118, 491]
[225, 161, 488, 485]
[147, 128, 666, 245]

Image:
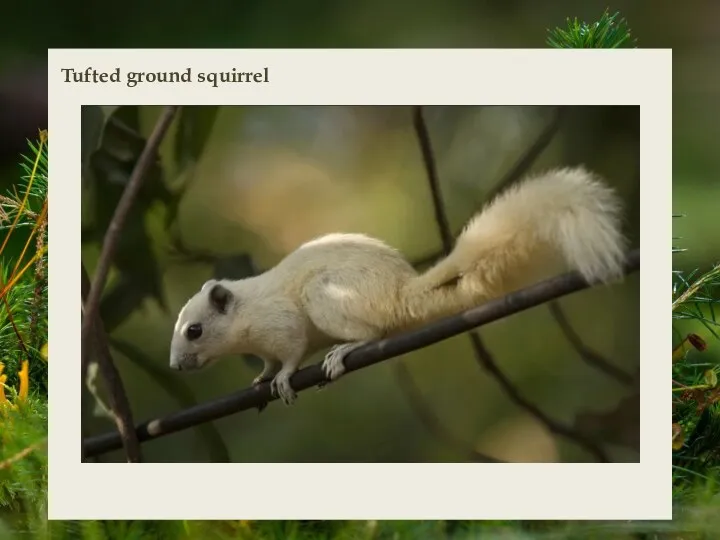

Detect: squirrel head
[169, 279, 238, 371]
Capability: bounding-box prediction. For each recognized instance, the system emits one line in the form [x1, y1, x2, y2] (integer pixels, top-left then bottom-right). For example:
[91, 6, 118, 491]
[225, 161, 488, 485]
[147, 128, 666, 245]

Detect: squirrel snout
[170, 351, 200, 371]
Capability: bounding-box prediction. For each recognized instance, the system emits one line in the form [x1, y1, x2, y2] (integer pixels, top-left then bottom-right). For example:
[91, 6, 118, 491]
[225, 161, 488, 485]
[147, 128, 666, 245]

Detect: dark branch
[82, 264, 143, 462]
[483, 106, 565, 203]
[469, 332, 609, 463]
[82, 248, 639, 458]
[404, 106, 565, 271]
[412, 106, 453, 252]
[548, 301, 635, 387]
[393, 363, 505, 463]
[80, 105, 180, 462]
[110, 338, 231, 463]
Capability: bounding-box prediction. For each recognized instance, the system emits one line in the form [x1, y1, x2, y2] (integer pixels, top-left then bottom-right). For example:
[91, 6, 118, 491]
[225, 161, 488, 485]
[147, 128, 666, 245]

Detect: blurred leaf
[174, 105, 220, 170]
[165, 106, 221, 229]
[84, 106, 175, 324]
[80, 105, 106, 171]
[84, 361, 116, 421]
[110, 338, 231, 462]
[99, 276, 153, 334]
[100, 105, 120, 118]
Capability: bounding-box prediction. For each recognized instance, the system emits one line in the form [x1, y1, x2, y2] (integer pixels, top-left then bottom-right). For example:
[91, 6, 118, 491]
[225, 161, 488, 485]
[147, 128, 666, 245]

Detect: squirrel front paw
[270, 372, 297, 406]
[252, 373, 273, 387]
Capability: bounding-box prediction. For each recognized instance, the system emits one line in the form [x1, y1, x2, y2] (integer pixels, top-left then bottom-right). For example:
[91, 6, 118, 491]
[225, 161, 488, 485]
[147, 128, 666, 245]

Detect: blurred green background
[79, 103, 640, 464]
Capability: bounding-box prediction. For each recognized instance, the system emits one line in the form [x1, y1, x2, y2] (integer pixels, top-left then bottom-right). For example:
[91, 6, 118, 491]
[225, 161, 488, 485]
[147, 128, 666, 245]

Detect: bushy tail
[401, 166, 627, 325]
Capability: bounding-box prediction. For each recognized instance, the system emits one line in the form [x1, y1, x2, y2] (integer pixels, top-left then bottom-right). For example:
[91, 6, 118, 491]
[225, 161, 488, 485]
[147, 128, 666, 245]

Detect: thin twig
[393, 363, 504, 463]
[82, 249, 639, 458]
[412, 106, 453, 251]
[404, 107, 565, 271]
[81, 266, 91, 379]
[0, 296, 30, 360]
[110, 338, 231, 463]
[80, 105, 180, 462]
[469, 332, 610, 462]
[548, 301, 635, 386]
[0, 438, 47, 470]
[483, 106, 565, 203]
[81, 264, 141, 462]
[0, 194, 38, 219]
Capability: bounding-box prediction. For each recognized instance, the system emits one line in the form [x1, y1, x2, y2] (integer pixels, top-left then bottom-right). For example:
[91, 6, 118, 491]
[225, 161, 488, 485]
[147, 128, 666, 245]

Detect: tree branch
[80, 105, 180, 462]
[81, 265, 142, 462]
[109, 338, 231, 463]
[412, 106, 453, 251]
[392, 362, 505, 463]
[482, 106, 565, 203]
[548, 300, 635, 386]
[468, 332, 610, 463]
[81, 248, 639, 459]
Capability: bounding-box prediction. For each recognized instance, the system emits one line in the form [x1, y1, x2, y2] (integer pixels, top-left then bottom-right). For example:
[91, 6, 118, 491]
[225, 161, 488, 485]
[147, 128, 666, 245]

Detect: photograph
[79, 103, 641, 464]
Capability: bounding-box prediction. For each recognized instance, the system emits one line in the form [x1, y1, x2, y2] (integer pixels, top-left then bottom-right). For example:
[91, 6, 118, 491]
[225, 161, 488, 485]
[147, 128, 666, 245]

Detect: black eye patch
[186, 323, 203, 341]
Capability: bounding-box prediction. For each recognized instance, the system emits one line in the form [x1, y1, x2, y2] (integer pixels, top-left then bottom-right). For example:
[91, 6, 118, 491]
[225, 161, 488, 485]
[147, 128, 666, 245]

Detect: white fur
[169, 166, 627, 405]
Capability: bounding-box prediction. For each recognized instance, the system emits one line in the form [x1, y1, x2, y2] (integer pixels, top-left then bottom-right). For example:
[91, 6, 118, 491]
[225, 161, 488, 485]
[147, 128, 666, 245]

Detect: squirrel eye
[186, 323, 203, 341]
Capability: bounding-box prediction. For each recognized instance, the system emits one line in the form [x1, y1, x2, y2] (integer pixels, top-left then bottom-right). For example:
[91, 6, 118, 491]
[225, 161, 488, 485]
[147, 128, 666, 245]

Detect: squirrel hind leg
[302, 273, 391, 383]
[302, 273, 389, 343]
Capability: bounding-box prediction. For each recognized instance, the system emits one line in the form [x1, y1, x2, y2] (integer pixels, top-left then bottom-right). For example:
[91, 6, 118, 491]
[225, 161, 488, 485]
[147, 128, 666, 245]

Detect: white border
[49, 49, 672, 521]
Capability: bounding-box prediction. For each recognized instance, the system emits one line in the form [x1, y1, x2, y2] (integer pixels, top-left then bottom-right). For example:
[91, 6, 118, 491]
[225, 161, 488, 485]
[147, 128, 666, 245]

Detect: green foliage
[672, 213, 720, 498]
[3, 517, 713, 540]
[0, 135, 48, 393]
[82, 106, 172, 331]
[0, 133, 49, 538]
[546, 9, 636, 49]
[0, 397, 48, 538]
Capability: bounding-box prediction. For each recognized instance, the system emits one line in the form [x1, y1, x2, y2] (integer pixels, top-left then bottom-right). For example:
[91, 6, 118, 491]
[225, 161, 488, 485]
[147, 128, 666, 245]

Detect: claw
[270, 373, 297, 406]
[322, 342, 364, 381]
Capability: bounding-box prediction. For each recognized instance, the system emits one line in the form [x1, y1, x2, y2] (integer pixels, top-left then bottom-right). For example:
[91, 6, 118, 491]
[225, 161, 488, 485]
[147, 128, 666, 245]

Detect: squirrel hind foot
[322, 341, 368, 381]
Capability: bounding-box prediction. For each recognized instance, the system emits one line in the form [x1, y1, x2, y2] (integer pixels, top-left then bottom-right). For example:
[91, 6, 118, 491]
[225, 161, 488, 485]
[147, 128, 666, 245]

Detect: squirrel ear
[201, 279, 218, 291]
[208, 283, 232, 314]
